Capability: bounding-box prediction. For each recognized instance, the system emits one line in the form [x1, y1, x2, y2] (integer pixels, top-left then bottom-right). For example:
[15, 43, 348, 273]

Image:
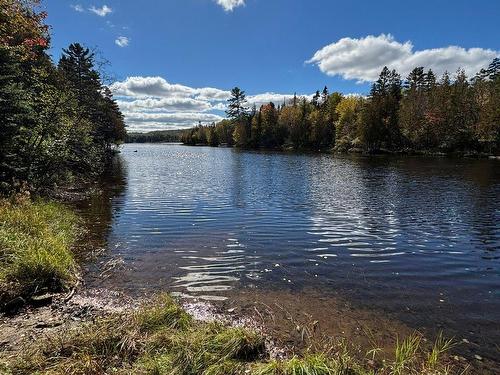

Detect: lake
[80, 143, 500, 367]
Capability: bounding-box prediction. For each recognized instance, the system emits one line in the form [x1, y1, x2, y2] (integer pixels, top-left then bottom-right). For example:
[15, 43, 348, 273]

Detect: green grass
[0, 198, 79, 307]
[392, 333, 421, 375]
[136, 294, 193, 331]
[5, 294, 464, 375]
[427, 332, 456, 370]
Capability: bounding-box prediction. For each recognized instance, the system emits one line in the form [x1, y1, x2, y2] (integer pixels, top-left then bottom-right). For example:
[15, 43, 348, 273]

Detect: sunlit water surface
[80, 144, 499, 359]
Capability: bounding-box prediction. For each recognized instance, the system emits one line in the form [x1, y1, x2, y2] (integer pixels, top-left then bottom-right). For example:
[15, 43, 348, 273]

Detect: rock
[3, 296, 26, 312]
[474, 355, 483, 361]
[30, 294, 54, 307]
[35, 320, 63, 329]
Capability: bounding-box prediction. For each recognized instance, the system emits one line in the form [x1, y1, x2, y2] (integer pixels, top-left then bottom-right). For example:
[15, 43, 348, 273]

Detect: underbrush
[5, 295, 465, 375]
[0, 197, 79, 309]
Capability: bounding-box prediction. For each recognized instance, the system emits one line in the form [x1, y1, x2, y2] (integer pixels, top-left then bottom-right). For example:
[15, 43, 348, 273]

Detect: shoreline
[2, 259, 499, 375]
[0, 284, 481, 375]
[128, 141, 500, 159]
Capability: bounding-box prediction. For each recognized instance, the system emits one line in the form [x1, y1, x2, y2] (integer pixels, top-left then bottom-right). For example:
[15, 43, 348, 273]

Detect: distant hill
[126, 129, 184, 143]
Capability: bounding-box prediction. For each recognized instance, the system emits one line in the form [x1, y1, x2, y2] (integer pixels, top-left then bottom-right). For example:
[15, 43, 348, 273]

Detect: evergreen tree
[360, 67, 402, 151]
[0, 47, 34, 191]
[58, 43, 102, 109]
[311, 90, 321, 108]
[226, 87, 249, 120]
[424, 69, 436, 90]
[321, 86, 329, 104]
[405, 67, 426, 90]
[487, 58, 500, 80]
[400, 67, 431, 148]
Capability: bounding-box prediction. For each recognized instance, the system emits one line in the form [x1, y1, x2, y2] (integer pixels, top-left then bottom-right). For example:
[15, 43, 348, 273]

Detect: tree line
[0, 0, 126, 195]
[182, 62, 500, 155]
[126, 130, 182, 143]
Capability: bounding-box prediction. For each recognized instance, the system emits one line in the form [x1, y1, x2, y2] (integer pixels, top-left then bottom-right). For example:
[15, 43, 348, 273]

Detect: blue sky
[45, 1, 500, 131]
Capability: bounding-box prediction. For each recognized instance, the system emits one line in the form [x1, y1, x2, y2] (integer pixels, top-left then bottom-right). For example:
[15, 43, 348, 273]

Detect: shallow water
[80, 143, 500, 364]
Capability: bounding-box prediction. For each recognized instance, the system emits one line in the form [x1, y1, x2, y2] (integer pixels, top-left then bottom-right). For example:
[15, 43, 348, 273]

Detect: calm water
[81, 143, 499, 359]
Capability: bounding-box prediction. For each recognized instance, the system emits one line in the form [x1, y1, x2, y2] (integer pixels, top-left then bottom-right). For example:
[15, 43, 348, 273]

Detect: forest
[126, 129, 182, 143]
[0, 0, 126, 196]
[182, 63, 500, 155]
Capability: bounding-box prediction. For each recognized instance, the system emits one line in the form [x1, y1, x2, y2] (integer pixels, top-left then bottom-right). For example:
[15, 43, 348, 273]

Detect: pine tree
[425, 69, 436, 90]
[360, 67, 402, 151]
[59, 43, 102, 109]
[0, 47, 35, 191]
[321, 86, 329, 104]
[226, 87, 249, 120]
[311, 90, 321, 108]
[487, 58, 500, 80]
[405, 67, 426, 90]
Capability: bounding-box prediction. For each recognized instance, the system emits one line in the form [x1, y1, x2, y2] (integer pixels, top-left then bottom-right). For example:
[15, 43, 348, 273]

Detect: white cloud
[89, 5, 112, 17]
[216, 0, 245, 12]
[111, 77, 312, 132]
[115, 36, 130, 47]
[111, 77, 195, 98]
[71, 4, 84, 12]
[247, 93, 296, 108]
[125, 112, 224, 132]
[111, 77, 231, 131]
[117, 97, 213, 113]
[110, 76, 230, 100]
[196, 87, 232, 101]
[307, 34, 499, 82]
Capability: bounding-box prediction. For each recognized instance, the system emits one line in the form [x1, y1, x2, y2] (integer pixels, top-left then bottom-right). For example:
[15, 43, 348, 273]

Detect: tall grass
[392, 333, 421, 374]
[0, 198, 79, 307]
[427, 332, 456, 369]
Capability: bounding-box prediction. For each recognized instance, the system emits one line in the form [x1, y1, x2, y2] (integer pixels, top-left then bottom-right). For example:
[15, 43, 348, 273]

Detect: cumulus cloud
[115, 36, 130, 47]
[124, 112, 224, 132]
[110, 76, 232, 101]
[111, 77, 232, 131]
[247, 93, 297, 108]
[89, 5, 112, 17]
[196, 87, 232, 101]
[111, 77, 196, 98]
[307, 34, 499, 82]
[111, 77, 312, 132]
[117, 97, 213, 113]
[71, 4, 84, 12]
[216, 0, 245, 12]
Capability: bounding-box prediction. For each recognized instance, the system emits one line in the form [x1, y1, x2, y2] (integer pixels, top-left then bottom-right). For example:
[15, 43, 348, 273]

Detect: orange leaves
[23, 37, 47, 48]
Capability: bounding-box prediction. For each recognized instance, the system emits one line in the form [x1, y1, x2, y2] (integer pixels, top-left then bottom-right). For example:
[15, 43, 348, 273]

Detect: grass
[392, 333, 421, 374]
[3, 294, 465, 375]
[427, 332, 457, 369]
[0, 197, 79, 308]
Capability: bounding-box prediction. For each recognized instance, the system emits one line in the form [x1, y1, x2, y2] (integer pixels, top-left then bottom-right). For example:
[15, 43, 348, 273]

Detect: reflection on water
[72, 155, 128, 265]
[81, 144, 500, 359]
